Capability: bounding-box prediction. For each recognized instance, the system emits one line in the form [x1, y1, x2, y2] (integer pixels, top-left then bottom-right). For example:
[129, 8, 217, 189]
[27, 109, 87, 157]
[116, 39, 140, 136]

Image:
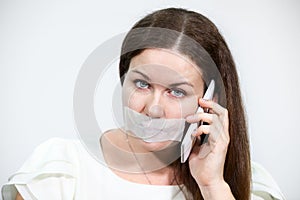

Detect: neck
[111, 164, 177, 185]
[100, 129, 180, 185]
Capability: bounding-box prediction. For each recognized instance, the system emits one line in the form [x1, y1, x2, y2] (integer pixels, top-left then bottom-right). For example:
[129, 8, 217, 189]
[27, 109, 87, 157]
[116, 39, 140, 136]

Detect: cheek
[128, 93, 147, 112]
[163, 101, 182, 118]
[163, 96, 199, 118]
[168, 96, 199, 118]
[122, 85, 146, 112]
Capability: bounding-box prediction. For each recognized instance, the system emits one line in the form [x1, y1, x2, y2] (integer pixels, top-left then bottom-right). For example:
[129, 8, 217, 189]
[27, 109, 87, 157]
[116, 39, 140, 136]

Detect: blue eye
[134, 80, 149, 89]
[170, 89, 185, 98]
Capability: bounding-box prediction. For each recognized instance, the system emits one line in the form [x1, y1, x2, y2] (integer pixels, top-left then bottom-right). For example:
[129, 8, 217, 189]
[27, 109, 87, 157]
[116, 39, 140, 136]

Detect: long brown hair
[119, 8, 251, 200]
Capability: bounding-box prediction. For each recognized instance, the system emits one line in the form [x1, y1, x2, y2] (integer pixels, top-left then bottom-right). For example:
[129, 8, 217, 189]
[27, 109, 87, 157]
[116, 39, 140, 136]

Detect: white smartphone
[180, 80, 215, 163]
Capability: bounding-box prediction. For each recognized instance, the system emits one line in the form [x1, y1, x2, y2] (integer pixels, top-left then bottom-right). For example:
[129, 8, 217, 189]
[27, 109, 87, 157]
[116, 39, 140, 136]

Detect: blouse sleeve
[251, 161, 286, 200]
[1, 138, 79, 200]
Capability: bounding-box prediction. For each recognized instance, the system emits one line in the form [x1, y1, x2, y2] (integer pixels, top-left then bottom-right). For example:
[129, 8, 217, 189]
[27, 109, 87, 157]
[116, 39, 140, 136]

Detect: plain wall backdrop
[1, 0, 299, 199]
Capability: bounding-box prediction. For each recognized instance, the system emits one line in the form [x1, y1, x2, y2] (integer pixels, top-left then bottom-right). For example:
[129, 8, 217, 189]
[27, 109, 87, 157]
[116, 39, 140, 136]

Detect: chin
[141, 140, 177, 152]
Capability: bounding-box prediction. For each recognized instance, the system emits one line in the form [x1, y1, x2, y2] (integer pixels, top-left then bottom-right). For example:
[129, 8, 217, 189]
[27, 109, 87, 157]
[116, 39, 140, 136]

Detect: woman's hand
[186, 98, 234, 199]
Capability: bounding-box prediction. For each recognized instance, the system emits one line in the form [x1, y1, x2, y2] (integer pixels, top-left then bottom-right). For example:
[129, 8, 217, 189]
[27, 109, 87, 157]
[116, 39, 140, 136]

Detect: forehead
[129, 49, 202, 82]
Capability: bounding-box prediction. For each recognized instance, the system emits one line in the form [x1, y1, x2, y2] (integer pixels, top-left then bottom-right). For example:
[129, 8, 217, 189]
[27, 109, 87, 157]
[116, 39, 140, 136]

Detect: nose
[145, 92, 165, 118]
[148, 105, 164, 118]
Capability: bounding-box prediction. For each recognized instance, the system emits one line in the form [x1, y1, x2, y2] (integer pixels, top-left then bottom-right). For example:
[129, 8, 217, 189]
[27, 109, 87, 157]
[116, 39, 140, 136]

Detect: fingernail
[191, 129, 197, 136]
[200, 98, 207, 102]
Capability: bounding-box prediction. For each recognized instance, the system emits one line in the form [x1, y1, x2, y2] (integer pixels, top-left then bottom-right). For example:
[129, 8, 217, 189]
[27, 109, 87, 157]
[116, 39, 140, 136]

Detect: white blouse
[1, 138, 285, 200]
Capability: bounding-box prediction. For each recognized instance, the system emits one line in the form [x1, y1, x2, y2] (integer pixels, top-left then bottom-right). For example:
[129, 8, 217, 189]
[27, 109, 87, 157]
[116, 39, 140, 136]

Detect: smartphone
[180, 80, 215, 163]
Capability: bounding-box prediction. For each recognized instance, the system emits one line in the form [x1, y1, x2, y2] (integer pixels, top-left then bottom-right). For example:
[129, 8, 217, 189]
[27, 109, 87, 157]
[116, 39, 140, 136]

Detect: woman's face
[122, 48, 204, 119]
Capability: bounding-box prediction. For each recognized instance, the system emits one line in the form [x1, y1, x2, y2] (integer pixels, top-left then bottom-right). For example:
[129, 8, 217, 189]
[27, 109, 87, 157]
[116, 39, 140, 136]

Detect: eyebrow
[131, 69, 194, 88]
[169, 82, 194, 88]
[132, 70, 151, 81]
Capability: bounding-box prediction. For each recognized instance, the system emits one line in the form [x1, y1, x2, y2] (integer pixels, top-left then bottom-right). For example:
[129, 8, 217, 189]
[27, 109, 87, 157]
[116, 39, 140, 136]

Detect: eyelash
[168, 88, 186, 98]
[133, 79, 186, 98]
[134, 79, 150, 89]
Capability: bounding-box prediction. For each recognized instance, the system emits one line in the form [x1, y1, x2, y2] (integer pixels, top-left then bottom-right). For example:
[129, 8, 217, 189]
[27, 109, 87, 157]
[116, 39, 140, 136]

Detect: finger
[199, 99, 228, 116]
[192, 125, 210, 137]
[205, 120, 230, 151]
[185, 112, 215, 124]
[193, 121, 224, 143]
[197, 143, 212, 158]
[206, 121, 223, 143]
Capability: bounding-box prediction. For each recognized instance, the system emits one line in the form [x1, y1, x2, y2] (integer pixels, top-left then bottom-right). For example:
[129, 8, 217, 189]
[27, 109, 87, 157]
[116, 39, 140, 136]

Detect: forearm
[198, 181, 235, 200]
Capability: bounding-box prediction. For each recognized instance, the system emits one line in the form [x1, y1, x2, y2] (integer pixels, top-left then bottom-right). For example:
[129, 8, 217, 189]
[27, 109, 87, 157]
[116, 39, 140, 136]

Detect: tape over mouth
[123, 106, 186, 142]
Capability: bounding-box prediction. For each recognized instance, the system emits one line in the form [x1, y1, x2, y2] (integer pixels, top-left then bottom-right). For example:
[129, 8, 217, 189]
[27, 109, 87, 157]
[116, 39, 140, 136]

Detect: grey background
[1, 0, 299, 199]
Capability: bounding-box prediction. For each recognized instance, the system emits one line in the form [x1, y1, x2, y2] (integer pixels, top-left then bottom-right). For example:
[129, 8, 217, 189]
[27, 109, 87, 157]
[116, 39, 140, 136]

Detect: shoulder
[19, 137, 81, 174]
[2, 137, 83, 200]
[32, 137, 80, 151]
[251, 161, 285, 200]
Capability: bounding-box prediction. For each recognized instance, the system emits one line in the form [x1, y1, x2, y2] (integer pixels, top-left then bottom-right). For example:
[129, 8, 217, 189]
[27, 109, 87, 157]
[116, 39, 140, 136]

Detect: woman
[2, 8, 284, 200]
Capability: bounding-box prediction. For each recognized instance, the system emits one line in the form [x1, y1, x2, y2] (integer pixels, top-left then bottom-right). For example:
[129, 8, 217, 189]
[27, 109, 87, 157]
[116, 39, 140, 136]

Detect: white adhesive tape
[123, 106, 186, 142]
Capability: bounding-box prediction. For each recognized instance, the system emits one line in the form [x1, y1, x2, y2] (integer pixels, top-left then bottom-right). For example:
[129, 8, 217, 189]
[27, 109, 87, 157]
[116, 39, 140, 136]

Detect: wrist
[199, 180, 235, 200]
